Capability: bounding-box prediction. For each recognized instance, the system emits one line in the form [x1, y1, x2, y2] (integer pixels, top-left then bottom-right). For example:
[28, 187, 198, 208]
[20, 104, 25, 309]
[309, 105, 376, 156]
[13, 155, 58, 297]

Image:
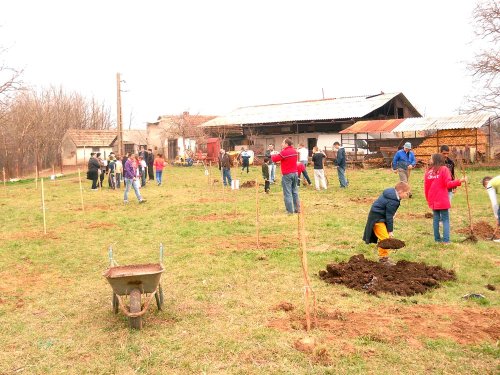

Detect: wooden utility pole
[116, 73, 124, 156]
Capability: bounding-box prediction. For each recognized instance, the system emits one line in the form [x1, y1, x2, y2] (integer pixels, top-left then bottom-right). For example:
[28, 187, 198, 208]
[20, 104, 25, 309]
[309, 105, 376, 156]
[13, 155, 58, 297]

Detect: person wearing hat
[392, 142, 416, 183]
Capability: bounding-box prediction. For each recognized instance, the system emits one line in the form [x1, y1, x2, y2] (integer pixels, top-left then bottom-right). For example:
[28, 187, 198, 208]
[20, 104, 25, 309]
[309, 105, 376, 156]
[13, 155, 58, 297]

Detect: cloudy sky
[1, 0, 480, 127]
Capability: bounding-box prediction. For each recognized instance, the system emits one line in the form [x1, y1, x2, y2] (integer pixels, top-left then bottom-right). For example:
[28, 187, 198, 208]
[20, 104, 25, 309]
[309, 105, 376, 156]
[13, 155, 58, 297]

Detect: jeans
[141, 170, 146, 187]
[124, 178, 143, 202]
[433, 209, 450, 242]
[269, 164, 276, 183]
[115, 173, 121, 188]
[337, 166, 348, 187]
[156, 170, 163, 184]
[281, 173, 300, 213]
[222, 168, 232, 186]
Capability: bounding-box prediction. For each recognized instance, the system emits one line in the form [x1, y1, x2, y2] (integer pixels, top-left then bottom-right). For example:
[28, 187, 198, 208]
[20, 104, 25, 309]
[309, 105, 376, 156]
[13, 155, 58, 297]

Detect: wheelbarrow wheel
[155, 284, 164, 310]
[112, 293, 119, 314]
[129, 288, 142, 330]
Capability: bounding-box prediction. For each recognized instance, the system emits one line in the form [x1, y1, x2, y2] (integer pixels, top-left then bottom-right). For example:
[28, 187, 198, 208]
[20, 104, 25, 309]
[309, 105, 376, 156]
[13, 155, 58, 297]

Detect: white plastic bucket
[231, 179, 240, 190]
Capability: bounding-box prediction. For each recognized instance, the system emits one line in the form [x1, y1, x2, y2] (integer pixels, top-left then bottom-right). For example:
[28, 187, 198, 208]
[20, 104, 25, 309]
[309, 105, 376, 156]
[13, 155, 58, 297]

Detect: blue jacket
[392, 149, 416, 170]
[334, 147, 346, 169]
[362, 187, 401, 244]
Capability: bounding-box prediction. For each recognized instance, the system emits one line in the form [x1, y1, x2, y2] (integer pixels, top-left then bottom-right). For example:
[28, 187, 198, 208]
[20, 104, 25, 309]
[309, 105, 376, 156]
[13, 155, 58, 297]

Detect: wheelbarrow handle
[160, 242, 164, 264]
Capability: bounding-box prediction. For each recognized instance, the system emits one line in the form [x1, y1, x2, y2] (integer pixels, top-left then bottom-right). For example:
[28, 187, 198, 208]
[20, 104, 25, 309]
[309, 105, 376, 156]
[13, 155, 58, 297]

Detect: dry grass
[0, 165, 499, 374]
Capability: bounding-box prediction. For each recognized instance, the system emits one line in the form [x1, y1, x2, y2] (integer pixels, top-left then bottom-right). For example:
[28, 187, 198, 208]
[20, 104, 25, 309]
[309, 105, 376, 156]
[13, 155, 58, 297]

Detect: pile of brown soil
[241, 180, 257, 188]
[319, 254, 456, 296]
[378, 238, 406, 249]
[458, 221, 495, 240]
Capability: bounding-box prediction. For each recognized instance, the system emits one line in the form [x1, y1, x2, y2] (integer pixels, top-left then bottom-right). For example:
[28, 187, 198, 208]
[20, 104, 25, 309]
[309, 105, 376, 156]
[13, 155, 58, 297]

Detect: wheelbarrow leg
[155, 284, 164, 310]
[129, 288, 142, 330]
[112, 293, 119, 314]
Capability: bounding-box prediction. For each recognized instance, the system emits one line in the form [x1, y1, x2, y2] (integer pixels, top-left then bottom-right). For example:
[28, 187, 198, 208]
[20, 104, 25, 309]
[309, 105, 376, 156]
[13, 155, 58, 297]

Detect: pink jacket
[424, 166, 461, 210]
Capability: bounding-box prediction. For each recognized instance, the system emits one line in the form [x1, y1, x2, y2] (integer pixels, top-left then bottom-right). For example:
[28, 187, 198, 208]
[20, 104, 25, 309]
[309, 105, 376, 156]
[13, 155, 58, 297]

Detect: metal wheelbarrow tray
[103, 263, 164, 330]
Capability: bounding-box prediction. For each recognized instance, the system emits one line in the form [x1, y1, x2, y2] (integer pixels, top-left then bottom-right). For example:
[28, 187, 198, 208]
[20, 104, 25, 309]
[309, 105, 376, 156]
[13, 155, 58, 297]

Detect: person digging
[362, 181, 412, 265]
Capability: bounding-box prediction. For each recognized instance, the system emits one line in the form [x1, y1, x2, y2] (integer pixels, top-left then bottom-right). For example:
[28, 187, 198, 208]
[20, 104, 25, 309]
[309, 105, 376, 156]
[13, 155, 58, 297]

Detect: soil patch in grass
[0, 230, 60, 241]
[188, 212, 242, 221]
[349, 197, 378, 204]
[86, 222, 118, 229]
[240, 180, 257, 188]
[210, 234, 287, 252]
[318, 254, 456, 296]
[269, 305, 500, 346]
[457, 221, 495, 240]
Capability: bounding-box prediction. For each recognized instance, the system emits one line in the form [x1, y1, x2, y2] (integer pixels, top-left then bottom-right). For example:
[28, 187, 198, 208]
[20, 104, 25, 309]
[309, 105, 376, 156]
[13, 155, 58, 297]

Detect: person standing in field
[87, 152, 100, 191]
[297, 143, 312, 185]
[271, 138, 300, 214]
[218, 149, 232, 187]
[96, 152, 106, 188]
[362, 181, 412, 265]
[440, 145, 456, 201]
[265, 144, 277, 184]
[333, 141, 348, 188]
[424, 153, 465, 245]
[114, 155, 123, 189]
[154, 153, 166, 186]
[262, 157, 270, 194]
[482, 175, 500, 242]
[147, 149, 155, 181]
[311, 146, 327, 191]
[392, 142, 416, 183]
[239, 147, 251, 173]
[124, 154, 146, 204]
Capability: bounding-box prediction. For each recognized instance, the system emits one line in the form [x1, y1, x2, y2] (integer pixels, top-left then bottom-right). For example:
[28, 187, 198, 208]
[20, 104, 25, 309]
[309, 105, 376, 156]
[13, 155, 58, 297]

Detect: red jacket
[424, 166, 461, 210]
[296, 162, 305, 177]
[271, 146, 298, 175]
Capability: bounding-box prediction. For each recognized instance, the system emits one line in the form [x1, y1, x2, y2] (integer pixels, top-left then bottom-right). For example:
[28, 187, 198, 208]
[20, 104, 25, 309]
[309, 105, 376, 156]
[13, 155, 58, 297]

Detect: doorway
[307, 138, 317, 156]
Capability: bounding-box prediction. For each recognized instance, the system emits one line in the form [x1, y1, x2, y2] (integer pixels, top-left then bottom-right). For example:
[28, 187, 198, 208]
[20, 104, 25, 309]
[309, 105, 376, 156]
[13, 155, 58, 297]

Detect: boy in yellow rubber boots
[362, 181, 412, 265]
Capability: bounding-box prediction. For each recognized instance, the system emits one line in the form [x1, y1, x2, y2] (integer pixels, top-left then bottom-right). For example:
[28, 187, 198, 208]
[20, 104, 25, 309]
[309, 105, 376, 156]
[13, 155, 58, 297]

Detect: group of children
[362, 146, 500, 265]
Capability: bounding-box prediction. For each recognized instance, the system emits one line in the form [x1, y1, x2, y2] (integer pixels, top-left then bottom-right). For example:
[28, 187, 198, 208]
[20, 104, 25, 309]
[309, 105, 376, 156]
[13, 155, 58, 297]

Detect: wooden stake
[297, 204, 317, 331]
[78, 168, 85, 212]
[35, 165, 38, 189]
[256, 179, 260, 249]
[41, 178, 47, 235]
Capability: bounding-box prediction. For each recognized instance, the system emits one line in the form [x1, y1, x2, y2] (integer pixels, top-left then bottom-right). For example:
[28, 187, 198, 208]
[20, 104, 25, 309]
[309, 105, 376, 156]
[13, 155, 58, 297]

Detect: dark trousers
[264, 180, 270, 193]
[242, 158, 249, 173]
[148, 164, 154, 180]
[89, 170, 98, 189]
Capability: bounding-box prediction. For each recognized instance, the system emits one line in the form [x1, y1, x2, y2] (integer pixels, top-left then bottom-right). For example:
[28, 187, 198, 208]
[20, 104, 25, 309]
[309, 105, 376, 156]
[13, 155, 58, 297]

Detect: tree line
[0, 85, 113, 178]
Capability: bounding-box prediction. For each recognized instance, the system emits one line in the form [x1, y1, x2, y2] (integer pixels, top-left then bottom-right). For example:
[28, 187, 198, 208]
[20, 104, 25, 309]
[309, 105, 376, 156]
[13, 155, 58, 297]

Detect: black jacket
[87, 157, 100, 172]
[362, 188, 401, 244]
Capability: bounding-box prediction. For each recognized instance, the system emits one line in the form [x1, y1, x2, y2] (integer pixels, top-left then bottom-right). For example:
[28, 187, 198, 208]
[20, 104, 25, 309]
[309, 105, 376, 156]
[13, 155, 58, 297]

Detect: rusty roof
[65, 129, 116, 147]
[339, 119, 405, 134]
[201, 92, 419, 127]
[392, 113, 492, 132]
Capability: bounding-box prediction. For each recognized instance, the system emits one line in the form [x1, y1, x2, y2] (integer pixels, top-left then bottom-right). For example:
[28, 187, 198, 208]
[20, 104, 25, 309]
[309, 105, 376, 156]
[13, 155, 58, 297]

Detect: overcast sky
[1, 0, 479, 128]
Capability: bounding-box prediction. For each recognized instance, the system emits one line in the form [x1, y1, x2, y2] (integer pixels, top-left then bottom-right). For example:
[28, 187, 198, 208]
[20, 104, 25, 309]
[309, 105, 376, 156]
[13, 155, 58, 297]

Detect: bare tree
[466, 0, 500, 115]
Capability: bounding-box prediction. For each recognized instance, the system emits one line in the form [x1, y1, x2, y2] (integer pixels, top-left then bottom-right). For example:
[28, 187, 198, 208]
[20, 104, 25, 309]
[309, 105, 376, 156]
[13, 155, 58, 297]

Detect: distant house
[147, 112, 216, 160]
[117, 129, 148, 156]
[201, 92, 421, 156]
[61, 129, 116, 166]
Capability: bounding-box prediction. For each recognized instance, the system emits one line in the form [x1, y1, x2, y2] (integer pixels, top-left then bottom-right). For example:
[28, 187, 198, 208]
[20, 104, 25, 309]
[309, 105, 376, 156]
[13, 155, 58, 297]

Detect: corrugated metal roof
[202, 93, 404, 127]
[392, 113, 492, 132]
[65, 129, 116, 147]
[339, 119, 405, 134]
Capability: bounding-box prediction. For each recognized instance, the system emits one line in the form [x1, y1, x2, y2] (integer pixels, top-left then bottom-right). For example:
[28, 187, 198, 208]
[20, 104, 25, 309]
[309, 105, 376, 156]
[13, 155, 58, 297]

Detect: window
[397, 108, 404, 118]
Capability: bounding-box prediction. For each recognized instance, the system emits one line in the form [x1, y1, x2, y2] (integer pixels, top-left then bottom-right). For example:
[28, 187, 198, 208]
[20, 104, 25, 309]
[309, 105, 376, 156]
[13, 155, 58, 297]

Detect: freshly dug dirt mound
[241, 180, 257, 188]
[378, 238, 406, 249]
[457, 221, 495, 240]
[319, 254, 456, 296]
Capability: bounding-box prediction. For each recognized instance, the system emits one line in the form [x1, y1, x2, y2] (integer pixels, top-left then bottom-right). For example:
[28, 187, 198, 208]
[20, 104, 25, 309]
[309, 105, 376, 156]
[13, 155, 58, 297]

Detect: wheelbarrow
[103, 244, 165, 329]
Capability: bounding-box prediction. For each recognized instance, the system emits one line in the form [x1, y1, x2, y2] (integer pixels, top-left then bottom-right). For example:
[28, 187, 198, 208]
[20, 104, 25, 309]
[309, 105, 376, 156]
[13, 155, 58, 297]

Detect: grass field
[0, 164, 499, 374]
